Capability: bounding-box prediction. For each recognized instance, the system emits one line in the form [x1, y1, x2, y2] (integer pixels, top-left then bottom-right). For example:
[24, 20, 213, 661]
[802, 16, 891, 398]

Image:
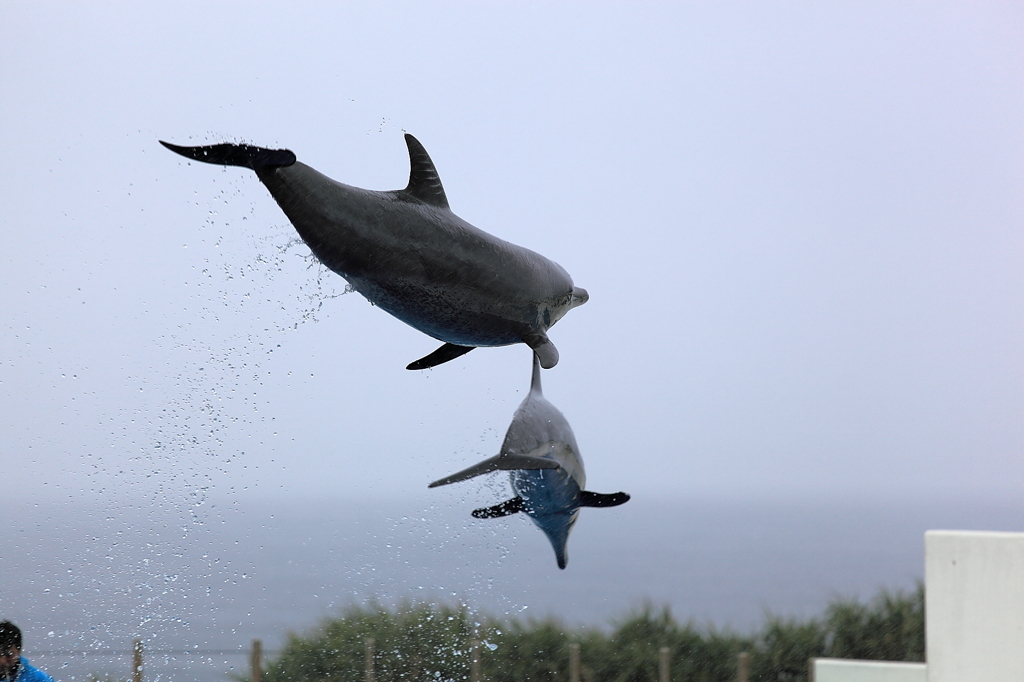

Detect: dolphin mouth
[571, 287, 589, 308]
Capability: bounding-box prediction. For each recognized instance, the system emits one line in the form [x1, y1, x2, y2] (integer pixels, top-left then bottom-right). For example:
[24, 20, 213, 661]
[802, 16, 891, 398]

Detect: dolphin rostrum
[429, 354, 629, 568]
[159, 135, 589, 369]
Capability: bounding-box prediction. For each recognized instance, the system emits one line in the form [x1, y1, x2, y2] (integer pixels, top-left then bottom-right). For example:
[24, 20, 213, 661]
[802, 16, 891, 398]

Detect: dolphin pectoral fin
[406, 343, 475, 370]
[578, 491, 631, 508]
[495, 453, 561, 472]
[428, 455, 504, 488]
[523, 332, 559, 369]
[471, 497, 525, 519]
[428, 453, 559, 488]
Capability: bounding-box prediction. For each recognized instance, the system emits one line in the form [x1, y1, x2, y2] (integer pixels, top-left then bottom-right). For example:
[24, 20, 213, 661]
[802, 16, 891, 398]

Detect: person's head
[0, 622, 22, 679]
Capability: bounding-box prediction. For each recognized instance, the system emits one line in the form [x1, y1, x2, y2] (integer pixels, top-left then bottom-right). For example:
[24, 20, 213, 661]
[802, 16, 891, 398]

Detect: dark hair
[0, 622, 21, 652]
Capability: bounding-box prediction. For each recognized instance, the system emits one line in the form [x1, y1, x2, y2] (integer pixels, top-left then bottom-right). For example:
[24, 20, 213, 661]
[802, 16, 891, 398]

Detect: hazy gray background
[2, 1, 1022, 677]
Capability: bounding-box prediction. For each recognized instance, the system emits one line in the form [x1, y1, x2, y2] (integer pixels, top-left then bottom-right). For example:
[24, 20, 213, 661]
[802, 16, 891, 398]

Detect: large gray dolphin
[429, 355, 629, 568]
[160, 135, 589, 369]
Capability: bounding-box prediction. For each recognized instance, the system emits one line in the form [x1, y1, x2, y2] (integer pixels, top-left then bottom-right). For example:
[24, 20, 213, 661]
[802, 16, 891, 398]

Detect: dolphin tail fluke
[406, 342, 475, 370]
[428, 453, 560, 488]
[471, 497, 525, 519]
[578, 491, 631, 508]
[160, 140, 296, 172]
[523, 332, 558, 369]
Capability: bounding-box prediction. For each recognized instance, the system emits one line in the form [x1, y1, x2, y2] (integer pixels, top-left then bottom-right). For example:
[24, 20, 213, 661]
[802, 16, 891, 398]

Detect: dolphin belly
[260, 163, 575, 347]
[511, 466, 581, 570]
[347, 276, 533, 347]
[511, 466, 581, 515]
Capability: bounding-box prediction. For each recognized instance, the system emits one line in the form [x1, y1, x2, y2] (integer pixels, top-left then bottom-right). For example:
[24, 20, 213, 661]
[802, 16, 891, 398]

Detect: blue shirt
[12, 657, 54, 682]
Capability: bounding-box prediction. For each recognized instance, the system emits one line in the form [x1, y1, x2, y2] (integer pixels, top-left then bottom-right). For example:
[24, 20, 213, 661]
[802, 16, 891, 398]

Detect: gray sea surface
[4, 493, 1020, 682]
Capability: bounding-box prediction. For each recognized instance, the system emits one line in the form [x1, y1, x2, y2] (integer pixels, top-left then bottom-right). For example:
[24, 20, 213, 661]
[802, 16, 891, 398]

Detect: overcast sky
[3, 2, 1021, 513]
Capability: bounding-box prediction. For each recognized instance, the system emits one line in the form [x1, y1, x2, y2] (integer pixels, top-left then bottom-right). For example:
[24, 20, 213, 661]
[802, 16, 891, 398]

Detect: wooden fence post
[659, 646, 670, 682]
[737, 651, 749, 682]
[470, 639, 481, 682]
[251, 639, 262, 682]
[569, 643, 580, 682]
[364, 638, 375, 682]
[131, 639, 143, 682]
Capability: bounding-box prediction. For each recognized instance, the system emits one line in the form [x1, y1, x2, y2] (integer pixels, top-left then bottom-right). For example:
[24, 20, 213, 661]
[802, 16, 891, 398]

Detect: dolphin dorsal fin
[403, 134, 449, 209]
[530, 353, 543, 395]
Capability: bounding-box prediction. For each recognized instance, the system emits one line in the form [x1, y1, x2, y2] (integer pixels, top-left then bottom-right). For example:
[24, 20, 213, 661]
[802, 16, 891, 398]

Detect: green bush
[261, 585, 924, 682]
[749, 617, 826, 681]
[264, 602, 483, 682]
[824, 582, 925, 661]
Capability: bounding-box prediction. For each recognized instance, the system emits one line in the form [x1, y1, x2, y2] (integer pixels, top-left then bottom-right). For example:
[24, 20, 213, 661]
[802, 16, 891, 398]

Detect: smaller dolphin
[429, 354, 629, 569]
[160, 135, 588, 369]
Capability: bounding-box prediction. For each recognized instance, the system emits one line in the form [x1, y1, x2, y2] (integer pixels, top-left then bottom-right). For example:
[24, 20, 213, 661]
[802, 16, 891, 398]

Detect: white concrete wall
[925, 530, 1024, 682]
[810, 658, 926, 682]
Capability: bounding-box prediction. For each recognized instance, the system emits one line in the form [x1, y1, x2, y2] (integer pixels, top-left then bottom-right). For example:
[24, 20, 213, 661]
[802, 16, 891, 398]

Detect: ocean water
[4, 493, 1020, 682]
